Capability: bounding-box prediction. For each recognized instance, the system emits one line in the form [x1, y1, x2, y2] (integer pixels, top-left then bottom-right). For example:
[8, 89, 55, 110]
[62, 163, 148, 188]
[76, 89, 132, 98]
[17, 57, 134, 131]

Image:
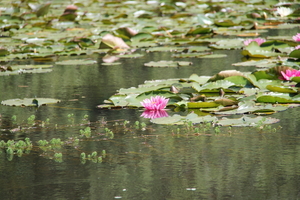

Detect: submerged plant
[54, 153, 63, 163]
[27, 115, 35, 125]
[67, 113, 75, 124]
[140, 96, 169, 110]
[80, 127, 91, 138]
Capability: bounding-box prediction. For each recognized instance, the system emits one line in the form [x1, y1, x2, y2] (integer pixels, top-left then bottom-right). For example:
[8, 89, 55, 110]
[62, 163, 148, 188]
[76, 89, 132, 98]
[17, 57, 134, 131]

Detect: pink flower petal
[293, 33, 300, 42]
[244, 38, 266, 46]
[280, 69, 300, 80]
[140, 96, 169, 110]
[141, 110, 169, 119]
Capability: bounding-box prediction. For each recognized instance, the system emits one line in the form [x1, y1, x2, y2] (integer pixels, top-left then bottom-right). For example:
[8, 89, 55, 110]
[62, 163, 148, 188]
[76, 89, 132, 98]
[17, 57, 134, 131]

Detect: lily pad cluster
[98, 62, 300, 125]
[0, 0, 299, 63]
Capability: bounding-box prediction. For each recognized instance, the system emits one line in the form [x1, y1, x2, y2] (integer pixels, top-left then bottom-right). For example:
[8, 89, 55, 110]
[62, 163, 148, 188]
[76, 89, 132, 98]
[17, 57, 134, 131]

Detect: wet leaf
[266, 85, 298, 93]
[144, 60, 192, 67]
[217, 116, 280, 126]
[35, 3, 51, 17]
[289, 49, 300, 59]
[256, 93, 300, 103]
[187, 102, 220, 108]
[1, 98, 61, 107]
[99, 34, 130, 50]
[55, 59, 97, 65]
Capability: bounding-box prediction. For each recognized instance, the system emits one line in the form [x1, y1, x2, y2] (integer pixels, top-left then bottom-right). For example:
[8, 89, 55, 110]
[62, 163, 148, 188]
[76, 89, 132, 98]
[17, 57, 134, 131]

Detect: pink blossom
[243, 38, 266, 46]
[292, 33, 300, 42]
[140, 96, 169, 110]
[141, 110, 169, 119]
[280, 69, 300, 81]
[295, 45, 300, 50]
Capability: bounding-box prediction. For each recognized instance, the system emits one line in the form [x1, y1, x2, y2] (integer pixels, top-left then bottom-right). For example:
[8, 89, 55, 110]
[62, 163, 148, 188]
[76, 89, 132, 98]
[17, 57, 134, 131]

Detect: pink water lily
[293, 33, 300, 42]
[243, 38, 266, 46]
[281, 69, 300, 81]
[141, 110, 169, 119]
[295, 45, 300, 50]
[140, 96, 169, 110]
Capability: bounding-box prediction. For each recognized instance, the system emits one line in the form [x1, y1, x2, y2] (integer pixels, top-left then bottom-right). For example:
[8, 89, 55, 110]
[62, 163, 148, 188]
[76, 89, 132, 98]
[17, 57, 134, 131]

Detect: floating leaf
[200, 54, 227, 58]
[187, 102, 220, 108]
[189, 74, 211, 84]
[172, 52, 211, 58]
[242, 41, 283, 58]
[209, 39, 244, 50]
[35, 3, 51, 17]
[186, 27, 212, 36]
[144, 60, 192, 67]
[289, 50, 300, 59]
[117, 53, 144, 58]
[214, 98, 238, 106]
[266, 85, 298, 93]
[291, 77, 300, 83]
[256, 93, 300, 103]
[55, 59, 97, 65]
[151, 113, 217, 125]
[224, 76, 251, 87]
[1, 98, 60, 107]
[209, 70, 245, 82]
[99, 34, 130, 50]
[217, 116, 280, 126]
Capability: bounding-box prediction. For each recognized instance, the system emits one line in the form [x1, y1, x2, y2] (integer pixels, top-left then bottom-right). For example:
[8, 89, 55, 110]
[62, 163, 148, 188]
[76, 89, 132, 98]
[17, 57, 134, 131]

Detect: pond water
[1, 28, 300, 199]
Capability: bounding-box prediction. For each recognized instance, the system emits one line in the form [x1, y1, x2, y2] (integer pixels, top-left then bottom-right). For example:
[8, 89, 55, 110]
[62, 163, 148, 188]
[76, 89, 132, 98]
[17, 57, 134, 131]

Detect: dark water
[1, 29, 300, 199]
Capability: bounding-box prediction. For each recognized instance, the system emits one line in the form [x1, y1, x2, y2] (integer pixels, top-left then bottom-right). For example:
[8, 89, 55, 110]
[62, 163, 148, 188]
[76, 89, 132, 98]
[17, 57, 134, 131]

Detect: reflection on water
[1, 36, 300, 199]
[141, 110, 169, 119]
[0, 124, 300, 199]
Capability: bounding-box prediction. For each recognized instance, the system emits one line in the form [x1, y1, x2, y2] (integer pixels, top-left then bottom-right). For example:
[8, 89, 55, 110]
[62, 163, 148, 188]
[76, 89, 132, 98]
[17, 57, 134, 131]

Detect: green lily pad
[224, 76, 251, 87]
[242, 41, 283, 58]
[101, 62, 121, 66]
[291, 77, 300, 83]
[151, 112, 217, 125]
[172, 52, 211, 58]
[232, 59, 277, 68]
[266, 85, 298, 93]
[193, 80, 235, 92]
[200, 54, 227, 58]
[144, 60, 193, 67]
[116, 53, 144, 58]
[289, 50, 300, 59]
[215, 101, 288, 115]
[256, 93, 300, 103]
[55, 59, 97, 65]
[209, 39, 244, 50]
[1, 98, 61, 107]
[187, 102, 220, 108]
[189, 74, 211, 84]
[217, 116, 280, 127]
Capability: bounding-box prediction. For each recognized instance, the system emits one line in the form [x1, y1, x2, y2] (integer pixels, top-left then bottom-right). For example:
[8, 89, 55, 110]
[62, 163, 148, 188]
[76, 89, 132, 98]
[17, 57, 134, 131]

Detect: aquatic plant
[243, 38, 266, 46]
[80, 127, 92, 138]
[67, 113, 75, 124]
[275, 7, 293, 17]
[54, 153, 63, 163]
[140, 96, 169, 110]
[293, 33, 300, 42]
[27, 115, 35, 125]
[280, 69, 300, 81]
